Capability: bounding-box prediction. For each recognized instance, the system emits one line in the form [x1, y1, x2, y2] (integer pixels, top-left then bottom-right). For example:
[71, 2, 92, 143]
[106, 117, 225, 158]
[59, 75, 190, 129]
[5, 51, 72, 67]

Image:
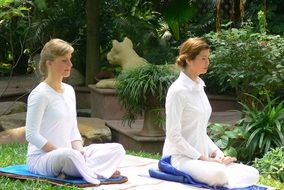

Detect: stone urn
[139, 93, 165, 137]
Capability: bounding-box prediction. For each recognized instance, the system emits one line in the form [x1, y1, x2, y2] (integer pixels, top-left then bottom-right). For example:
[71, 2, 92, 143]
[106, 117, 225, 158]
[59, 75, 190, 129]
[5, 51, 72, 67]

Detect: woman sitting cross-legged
[25, 39, 125, 184]
[162, 37, 259, 188]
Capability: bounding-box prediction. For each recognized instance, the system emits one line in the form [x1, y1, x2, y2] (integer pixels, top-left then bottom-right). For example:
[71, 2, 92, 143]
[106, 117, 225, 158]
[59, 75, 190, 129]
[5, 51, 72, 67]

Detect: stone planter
[88, 85, 126, 120]
[106, 120, 165, 154]
[139, 93, 165, 137]
[74, 86, 91, 109]
[139, 108, 165, 137]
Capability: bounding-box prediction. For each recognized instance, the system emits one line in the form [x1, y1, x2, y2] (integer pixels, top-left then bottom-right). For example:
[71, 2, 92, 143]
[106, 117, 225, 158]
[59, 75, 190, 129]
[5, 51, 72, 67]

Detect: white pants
[27, 143, 125, 185]
[171, 155, 259, 188]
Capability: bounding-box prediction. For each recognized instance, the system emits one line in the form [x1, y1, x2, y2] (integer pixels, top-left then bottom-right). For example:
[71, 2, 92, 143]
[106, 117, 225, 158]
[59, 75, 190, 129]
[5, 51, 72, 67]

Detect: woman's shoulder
[168, 80, 188, 94]
[30, 82, 48, 94]
[28, 82, 50, 101]
[166, 82, 188, 102]
[62, 82, 75, 93]
[62, 82, 73, 88]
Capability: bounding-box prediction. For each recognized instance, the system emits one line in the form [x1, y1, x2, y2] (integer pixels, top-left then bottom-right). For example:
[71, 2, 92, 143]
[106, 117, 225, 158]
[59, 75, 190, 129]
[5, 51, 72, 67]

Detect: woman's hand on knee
[198, 155, 222, 163]
[210, 150, 224, 162]
[220, 156, 237, 165]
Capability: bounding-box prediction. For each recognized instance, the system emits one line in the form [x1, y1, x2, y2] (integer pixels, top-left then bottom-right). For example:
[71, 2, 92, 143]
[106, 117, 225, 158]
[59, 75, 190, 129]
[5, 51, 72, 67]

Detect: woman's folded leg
[171, 155, 259, 188]
[84, 143, 125, 178]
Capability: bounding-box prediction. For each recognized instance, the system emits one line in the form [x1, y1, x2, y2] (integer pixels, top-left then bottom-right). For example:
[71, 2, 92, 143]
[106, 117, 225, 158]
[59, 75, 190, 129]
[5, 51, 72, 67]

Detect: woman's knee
[250, 166, 259, 177]
[245, 166, 260, 182]
[211, 169, 228, 185]
[56, 148, 81, 163]
[112, 143, 126, 156]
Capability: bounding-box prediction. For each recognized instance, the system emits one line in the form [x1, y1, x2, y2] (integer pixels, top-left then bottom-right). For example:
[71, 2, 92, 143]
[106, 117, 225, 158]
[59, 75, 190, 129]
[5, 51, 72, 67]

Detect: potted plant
[116, 64, 178, 137]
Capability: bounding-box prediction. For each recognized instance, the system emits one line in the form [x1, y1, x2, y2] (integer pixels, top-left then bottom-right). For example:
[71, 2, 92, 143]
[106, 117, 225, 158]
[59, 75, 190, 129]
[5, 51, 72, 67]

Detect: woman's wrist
[42, 142, 57, 152]
[71, 140, 84, 151]
[198, 155, 207, 161]
[199, 155, 221, 163]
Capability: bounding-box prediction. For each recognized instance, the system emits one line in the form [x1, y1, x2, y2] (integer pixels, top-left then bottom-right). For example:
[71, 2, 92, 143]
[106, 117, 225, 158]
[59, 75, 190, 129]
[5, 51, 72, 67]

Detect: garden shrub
[116, 64, 178, 126]
[209, 92, 284, 162]
[207, 123, 243, 158]
[29, 0, 87, 75]
[203, 22, 284, 103]
[0, 0, 32, 75]
[254, 147, 284, 183]
[0, 0, 87, 75]
[237, 93, 284, 161]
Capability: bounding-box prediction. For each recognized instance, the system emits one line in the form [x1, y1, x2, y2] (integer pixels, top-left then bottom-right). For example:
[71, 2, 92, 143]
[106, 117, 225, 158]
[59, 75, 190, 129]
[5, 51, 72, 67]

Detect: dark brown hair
[175, 38, 209, 68]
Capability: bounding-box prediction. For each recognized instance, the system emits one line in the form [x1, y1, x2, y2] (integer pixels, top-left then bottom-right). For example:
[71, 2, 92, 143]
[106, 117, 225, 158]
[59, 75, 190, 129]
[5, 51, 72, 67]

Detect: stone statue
[95, 37, 148, 88]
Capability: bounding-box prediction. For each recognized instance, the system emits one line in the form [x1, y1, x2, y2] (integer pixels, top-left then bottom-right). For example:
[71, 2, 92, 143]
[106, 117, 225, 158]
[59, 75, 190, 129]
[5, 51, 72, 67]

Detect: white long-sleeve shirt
[26, 82, 82, 156]
[162, 71, 220, 159]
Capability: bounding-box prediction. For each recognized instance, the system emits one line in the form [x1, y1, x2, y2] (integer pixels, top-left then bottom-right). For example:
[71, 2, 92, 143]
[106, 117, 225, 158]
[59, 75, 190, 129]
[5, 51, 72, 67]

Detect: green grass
[259, 176, 284, 190]
[126, 150, 161, 160]
[0, 143, 283, 189]
[0, 143, 78, 190]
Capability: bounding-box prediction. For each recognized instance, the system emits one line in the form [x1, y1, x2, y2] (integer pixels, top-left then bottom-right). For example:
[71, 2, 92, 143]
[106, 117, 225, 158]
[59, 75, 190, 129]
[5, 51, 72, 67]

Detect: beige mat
[85, 155, 205, 190]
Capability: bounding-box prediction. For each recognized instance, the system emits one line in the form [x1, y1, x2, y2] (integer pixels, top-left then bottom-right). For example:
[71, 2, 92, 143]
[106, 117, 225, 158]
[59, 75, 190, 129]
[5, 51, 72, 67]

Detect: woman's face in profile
[48, 52, 73, 78]
[187, 49, 210, 75]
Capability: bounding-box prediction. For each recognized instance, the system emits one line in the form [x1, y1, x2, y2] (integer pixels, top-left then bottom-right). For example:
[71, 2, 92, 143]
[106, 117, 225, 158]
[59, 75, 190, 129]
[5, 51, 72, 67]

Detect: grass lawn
[0, 143, 78, 190]
[0, 143, 283, 190]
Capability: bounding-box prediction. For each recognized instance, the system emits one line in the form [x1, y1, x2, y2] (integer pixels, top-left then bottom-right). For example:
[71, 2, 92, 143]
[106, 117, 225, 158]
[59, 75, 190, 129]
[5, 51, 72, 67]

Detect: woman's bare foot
[57, 172, 66, 179]
[111, 170, 121, 178]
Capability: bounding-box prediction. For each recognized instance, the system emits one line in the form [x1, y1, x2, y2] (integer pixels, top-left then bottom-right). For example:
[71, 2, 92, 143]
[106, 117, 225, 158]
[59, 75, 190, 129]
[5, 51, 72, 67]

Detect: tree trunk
[85, 0, 100, 85]
[239, 0, 246, 26]
[216, 0, 222, 32]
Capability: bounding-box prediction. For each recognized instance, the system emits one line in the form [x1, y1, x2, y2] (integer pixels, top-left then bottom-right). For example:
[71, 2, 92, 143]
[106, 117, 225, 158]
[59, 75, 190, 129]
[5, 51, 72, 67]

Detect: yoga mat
[0, 165, 128, 188]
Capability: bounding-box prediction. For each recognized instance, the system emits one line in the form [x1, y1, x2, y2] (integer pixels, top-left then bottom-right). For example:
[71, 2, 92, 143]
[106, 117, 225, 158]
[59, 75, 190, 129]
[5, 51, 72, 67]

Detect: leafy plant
[259, 175, 284, 190]
[246, 0, 284, 35]
[207, 123, 244, 158]
[116, 64, 178, 126]
[161, 0, 198, 40]
[203, 21, 284, 101]
[0, 0, 32, 75]
[254, 147, 284, 183]
[0, 143, 79, 189]
[265, 0, 284, 35]
[28, 0, 87, 75]
[209, 92, 284, 163]
[0, 63, 12, 75]
[238, 93, 284, 161]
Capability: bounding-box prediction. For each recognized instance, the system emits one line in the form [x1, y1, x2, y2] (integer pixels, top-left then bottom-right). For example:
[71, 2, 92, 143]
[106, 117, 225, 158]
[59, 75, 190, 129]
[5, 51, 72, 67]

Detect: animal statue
[95, 37, 148, 88]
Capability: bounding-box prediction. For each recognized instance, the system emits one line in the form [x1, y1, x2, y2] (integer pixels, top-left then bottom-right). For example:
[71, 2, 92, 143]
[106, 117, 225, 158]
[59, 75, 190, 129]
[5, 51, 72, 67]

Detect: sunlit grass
[259, 176, 284, 190]
[126, 150, 161, 160]
[0, 143, 78, 190]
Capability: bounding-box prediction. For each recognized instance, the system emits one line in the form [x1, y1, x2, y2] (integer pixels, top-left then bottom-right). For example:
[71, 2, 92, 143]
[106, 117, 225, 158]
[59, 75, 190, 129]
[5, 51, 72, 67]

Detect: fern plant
[116, 64, 178, 127]
[238, 93, 284, 161]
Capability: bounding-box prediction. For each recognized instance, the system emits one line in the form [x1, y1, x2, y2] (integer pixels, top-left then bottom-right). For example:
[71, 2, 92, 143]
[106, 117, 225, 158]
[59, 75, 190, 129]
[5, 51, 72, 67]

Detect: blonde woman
[162, 38, 259, 188]
[25, 39, 125, 184]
